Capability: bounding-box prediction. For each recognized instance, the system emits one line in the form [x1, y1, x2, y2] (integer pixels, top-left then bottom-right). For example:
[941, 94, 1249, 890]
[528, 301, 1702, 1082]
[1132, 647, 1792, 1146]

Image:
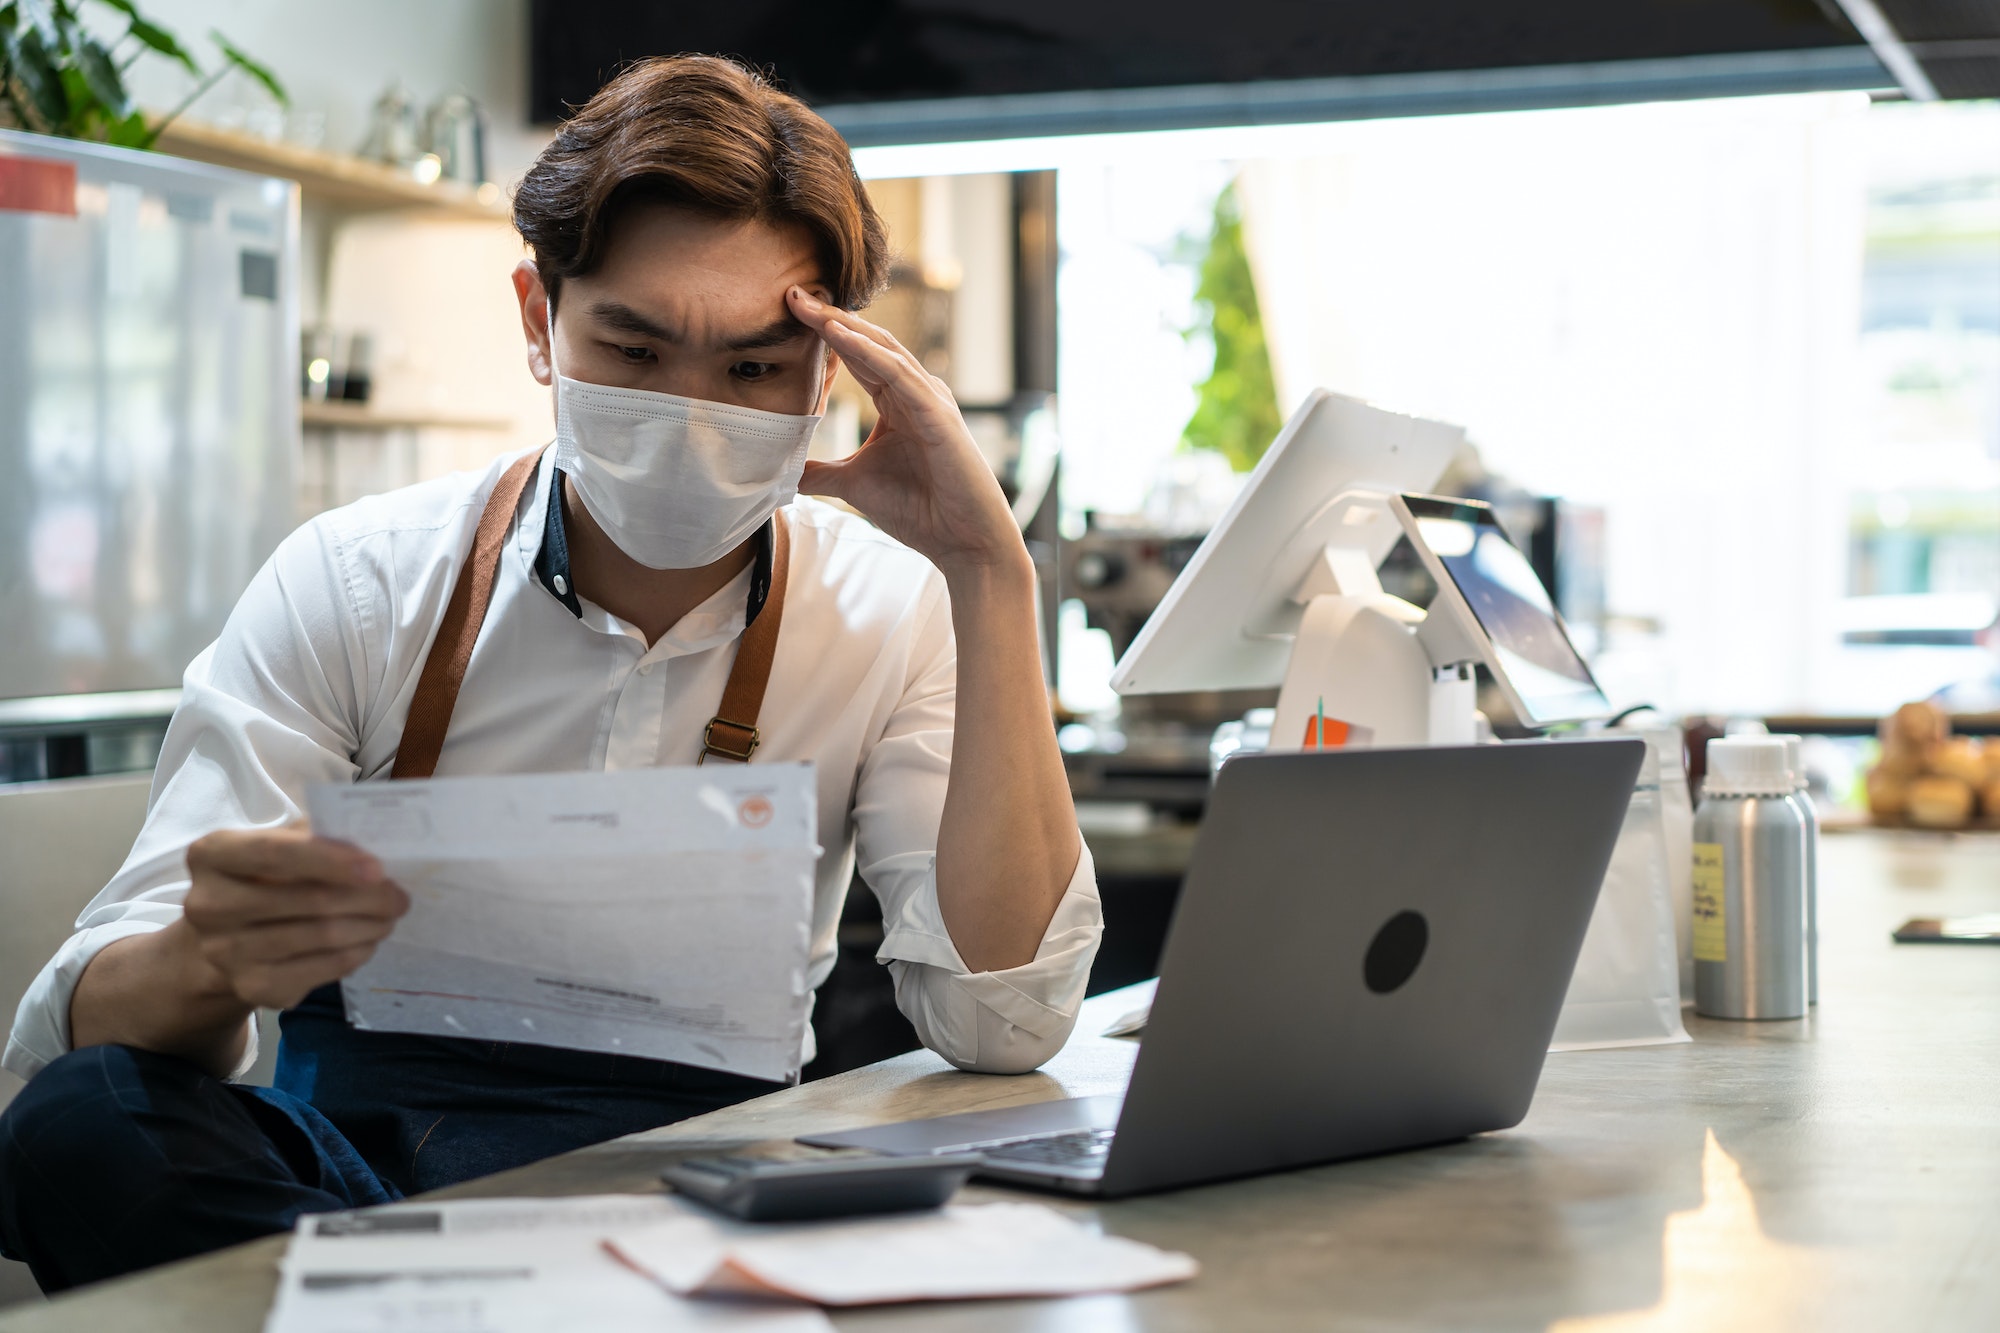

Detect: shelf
[0, 689, 182, 732]
[152, 119, 507, 220]
[1762, 713, 2000, 737]
[302, 400, 514, 432]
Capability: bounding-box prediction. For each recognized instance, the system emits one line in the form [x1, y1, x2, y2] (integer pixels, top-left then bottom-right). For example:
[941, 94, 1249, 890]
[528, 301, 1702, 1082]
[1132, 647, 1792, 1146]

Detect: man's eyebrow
[586, 301, 681, 343]
[725, 315, 814, 352]
[584, 302, 811, 353]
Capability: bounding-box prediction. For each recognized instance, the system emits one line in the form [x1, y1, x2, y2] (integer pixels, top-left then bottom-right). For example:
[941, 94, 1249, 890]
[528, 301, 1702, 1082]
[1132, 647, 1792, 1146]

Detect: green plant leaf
[6, 25, 67, 131]
[1179, 181, 1282, 473]
[75, 33, 129, 116]
[58, 62, 93, 131]
[16, 0, 60, 48]
[123, 15, 198, 76]
[210, 29, 284, 105]
[103, 103, 149, 146]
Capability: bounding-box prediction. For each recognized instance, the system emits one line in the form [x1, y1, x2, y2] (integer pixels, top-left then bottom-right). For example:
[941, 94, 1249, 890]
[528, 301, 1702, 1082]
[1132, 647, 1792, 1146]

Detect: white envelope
[607, 1201, 1199, 1306]
[309, 763, 819, 1082]
[266, 1195, 830, 1333]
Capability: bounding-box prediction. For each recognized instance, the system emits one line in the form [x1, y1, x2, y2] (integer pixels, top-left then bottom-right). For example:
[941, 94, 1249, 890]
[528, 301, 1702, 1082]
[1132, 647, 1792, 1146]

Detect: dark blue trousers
[0, 987, 779, 1294]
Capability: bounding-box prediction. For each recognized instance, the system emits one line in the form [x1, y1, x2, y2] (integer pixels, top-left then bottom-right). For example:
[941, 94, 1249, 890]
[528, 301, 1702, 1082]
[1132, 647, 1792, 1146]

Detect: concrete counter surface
[4, 832, 1996, 1332]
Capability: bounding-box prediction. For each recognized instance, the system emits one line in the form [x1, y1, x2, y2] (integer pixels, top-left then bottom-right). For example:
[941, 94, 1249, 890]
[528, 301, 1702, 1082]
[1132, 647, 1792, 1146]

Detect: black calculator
[659, 1152, 982, 1222]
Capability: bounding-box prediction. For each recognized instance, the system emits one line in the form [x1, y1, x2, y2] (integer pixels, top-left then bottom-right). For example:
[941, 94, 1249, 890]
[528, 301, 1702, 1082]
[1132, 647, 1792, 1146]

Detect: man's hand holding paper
[308, 763, 819, 1083]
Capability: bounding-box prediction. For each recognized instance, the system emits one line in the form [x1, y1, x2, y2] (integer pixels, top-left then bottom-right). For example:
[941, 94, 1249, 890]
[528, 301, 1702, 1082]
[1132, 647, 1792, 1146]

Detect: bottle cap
[1773, 734, 1807, 793]
[1705, 736, 1794, 797]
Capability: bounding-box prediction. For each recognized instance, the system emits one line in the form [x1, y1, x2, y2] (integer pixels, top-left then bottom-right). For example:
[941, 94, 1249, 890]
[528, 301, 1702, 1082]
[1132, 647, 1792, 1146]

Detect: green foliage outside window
[1181, 180, 1283, 473]
[1, 0, 284, 149]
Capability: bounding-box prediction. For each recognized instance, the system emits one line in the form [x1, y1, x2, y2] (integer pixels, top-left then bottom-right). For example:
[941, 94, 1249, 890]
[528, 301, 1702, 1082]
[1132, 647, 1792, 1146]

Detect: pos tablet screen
[1394, 493, 1611, 727]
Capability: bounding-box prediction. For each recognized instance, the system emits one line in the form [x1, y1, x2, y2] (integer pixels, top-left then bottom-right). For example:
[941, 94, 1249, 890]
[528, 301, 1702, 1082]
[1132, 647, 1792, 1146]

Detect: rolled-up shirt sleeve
[2, 518, 371, 1084]
[853, 582, 1103, 1075]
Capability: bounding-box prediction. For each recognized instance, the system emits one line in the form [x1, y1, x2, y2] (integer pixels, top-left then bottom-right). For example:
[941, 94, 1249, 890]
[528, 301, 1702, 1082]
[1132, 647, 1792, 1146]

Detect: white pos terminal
[1111, 390, 1611, 750]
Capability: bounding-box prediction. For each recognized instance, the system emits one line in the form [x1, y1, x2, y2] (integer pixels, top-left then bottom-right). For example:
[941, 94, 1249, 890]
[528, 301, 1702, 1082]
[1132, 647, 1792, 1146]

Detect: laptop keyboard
[979, 1128, 1117, 1169]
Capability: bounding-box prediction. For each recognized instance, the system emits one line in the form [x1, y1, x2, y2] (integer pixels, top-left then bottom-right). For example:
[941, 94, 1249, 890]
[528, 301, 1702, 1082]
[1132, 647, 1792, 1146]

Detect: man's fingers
[829, 320, 926, 389]
[816, 319, 897, 390]
[788, 289, 930, 392]
[812, 299, 915, 361]
[820, 324, 968, 437]
[232, 943, 383, 1010]
[789, 291, 968, 443]
[189, 827, 382, 888]
[185, 875, 408, 934]
[225, 914, 400, 967]
[179, 828, 407, 1009]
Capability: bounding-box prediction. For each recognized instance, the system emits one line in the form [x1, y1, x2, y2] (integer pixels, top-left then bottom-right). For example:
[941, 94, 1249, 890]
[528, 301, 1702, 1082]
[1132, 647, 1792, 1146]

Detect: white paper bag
[1656, 731, 1697, 1001]
[1551, 729, 1691, 1051]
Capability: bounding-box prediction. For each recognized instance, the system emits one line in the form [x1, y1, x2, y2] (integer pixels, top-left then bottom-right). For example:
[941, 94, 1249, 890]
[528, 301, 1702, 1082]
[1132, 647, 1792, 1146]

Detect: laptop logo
[1364, 911, 1429, 994]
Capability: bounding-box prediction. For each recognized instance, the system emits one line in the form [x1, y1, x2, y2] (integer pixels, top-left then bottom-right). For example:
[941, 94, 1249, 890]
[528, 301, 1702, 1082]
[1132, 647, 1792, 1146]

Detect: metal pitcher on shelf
[425, 93, 489, 187]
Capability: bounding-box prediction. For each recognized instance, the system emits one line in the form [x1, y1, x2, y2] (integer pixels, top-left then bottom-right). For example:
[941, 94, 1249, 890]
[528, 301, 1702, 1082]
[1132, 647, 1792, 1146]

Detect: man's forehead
[585, 203, 822, 329]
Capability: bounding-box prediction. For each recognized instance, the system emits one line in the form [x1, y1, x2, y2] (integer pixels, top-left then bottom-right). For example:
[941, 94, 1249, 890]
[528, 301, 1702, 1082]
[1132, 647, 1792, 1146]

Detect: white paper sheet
[308, 764, 819, 1082]
[1099, 977, 1159, 1038]
[608, 1201, 1199, 1306]
[264, 1195, 832, 1333]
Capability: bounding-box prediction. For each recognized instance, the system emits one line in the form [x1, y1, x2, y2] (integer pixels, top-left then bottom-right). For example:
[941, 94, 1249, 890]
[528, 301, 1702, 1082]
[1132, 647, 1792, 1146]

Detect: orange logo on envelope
[739, 795, 774, 828]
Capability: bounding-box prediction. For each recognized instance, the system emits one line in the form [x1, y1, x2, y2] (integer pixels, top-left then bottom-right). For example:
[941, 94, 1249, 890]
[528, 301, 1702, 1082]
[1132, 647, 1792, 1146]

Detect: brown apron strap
[392, 452, 541, 780]
[700, 510, 789, 764]
[392, 452, 790, 778]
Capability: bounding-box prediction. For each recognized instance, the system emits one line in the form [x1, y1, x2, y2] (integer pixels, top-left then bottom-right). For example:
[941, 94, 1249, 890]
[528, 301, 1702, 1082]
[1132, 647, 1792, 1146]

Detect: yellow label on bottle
[1692, 842, 1726, 962]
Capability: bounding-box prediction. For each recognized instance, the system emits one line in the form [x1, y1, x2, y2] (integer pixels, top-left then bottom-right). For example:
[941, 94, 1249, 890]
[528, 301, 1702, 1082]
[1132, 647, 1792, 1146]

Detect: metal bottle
[1775, 734, 1820, 1004]
[1691, 736, 1809, 1020]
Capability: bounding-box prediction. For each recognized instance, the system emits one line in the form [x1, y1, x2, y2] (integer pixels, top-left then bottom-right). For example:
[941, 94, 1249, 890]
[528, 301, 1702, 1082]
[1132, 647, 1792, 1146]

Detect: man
[0, 56, 1100, 1292]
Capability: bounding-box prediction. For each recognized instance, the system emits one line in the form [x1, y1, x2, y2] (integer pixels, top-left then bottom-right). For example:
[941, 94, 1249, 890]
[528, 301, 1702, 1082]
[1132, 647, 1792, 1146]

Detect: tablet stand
[1266, 492, 1485, 753]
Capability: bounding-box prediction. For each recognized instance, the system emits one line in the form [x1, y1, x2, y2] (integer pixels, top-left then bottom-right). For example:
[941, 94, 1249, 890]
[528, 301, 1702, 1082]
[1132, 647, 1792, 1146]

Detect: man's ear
[513, 260, 553, 387]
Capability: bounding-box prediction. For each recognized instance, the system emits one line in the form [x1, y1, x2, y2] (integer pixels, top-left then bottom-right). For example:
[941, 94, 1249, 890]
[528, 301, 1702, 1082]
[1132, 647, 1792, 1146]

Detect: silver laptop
[799, 738, 1645, 1198]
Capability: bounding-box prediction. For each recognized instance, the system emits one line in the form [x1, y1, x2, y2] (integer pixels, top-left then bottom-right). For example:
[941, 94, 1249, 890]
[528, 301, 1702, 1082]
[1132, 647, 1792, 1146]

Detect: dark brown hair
[514, 55, 889, 310]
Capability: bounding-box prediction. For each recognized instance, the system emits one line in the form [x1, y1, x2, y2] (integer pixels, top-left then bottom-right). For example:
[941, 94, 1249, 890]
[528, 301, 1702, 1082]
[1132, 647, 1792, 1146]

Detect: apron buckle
[700, 717, 760, 764]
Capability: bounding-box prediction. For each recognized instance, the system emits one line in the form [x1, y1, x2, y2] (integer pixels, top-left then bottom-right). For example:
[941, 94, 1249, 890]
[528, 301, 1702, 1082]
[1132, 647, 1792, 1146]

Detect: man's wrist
[162, 919, 244, 1008]
[72, 923, 253, 1065]
[936, 543, 1036, 603]
[153, 922, 256, 1068]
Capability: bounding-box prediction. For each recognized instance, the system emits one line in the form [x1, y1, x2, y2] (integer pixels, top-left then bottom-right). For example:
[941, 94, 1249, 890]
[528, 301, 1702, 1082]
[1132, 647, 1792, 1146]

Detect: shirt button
[552, 574, 568, 595]
[638, 662, 653, 676]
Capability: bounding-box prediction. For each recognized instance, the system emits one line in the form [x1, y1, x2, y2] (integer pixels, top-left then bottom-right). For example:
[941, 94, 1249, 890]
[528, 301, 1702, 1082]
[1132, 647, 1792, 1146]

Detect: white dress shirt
[3, 446, 1102, 1083]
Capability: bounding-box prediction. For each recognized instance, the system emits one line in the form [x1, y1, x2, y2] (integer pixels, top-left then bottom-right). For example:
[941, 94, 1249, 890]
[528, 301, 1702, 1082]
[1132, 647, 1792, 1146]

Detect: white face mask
[547, 305, 823, 570]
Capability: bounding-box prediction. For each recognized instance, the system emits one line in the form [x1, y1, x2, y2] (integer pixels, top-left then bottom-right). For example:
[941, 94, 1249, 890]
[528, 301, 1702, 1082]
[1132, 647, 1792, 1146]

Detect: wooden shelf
[153, 119, 507, 220]
[302, 400, 514, 432]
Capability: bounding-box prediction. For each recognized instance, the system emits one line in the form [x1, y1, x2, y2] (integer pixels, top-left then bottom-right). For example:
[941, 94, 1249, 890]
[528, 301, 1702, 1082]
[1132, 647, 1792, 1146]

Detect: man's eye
[616, 345, 653, 363]
[732, 361, 779, 381]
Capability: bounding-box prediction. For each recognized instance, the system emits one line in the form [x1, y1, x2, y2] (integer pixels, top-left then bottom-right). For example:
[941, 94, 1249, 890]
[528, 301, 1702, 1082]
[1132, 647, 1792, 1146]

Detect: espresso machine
[1057, 512, 1275, 821]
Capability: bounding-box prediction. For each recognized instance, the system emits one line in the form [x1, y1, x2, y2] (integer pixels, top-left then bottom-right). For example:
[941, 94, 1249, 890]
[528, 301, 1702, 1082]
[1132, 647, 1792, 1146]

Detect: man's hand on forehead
[785, 285, 1023, 573]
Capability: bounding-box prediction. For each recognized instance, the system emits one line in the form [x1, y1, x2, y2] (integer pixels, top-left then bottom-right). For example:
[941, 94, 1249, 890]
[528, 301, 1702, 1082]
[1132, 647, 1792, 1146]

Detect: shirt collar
[527, 451, 776, 626]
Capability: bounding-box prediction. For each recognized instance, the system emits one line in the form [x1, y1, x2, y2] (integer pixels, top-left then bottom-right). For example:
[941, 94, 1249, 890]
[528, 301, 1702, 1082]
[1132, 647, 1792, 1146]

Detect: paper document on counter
[264, 1195, 832, 1333]
[1100, 977, 1158, 1038]
[309, 763, 818, 1082]
[608, 1200, 1198, 1305]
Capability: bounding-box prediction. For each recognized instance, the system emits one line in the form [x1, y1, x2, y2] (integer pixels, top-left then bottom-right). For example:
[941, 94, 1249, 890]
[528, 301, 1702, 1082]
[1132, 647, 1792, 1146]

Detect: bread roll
[1887, 700, 1951, 750]
[1927, 738, 1987, 788]
[1867, 768, 1908, 820]
[1876, 742, 1929, 779]
[1982, 778, 2000, 825]
[1906, 775, 1975, 829]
